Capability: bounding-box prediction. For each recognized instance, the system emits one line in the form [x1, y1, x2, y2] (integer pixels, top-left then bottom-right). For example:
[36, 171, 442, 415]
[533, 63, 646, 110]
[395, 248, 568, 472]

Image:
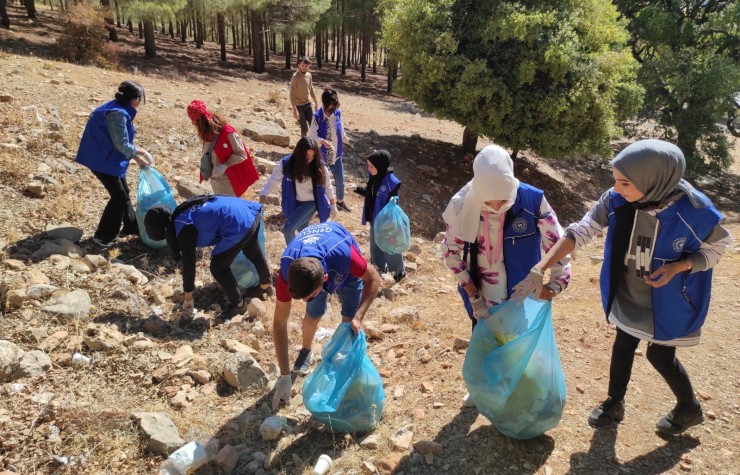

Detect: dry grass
[266, 90, 284, 106]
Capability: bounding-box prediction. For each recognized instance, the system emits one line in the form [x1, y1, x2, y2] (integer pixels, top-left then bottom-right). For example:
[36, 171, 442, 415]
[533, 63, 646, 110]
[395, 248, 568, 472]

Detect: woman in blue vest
[258, 137, 337, 244]
[514, 139, 731, 435]
[143, 196, 273, 320]
[308, 88, 352, 212]
[76, 81, 153, 247]
[441, 145, 572, 406]
[355, 150, 405, 281]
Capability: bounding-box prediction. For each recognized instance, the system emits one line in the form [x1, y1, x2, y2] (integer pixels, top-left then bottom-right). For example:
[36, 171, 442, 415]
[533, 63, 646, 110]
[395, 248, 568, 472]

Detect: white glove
[329, 204, 338, 219]
[470, 293, 489, 319]
[272, 375, 292, 410]
[511, 268, 545, 304]
[212, 163, 228, 178]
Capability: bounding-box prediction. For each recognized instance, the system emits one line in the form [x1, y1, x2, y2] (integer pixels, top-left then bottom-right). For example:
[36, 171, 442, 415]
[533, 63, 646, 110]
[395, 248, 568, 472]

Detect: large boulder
[132, 412, 184, 456]
[45, 223, 84, 243]
[0, 340, 25, 381]
[242, 122, 290, 147]
[176, 179, 211, 199]
[12, 350, 52, 379]
[222, 352, 268, 390]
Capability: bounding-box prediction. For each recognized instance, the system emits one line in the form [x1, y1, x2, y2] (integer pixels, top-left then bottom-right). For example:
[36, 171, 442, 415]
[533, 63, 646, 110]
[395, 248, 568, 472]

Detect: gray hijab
[610, 139, 695, 209]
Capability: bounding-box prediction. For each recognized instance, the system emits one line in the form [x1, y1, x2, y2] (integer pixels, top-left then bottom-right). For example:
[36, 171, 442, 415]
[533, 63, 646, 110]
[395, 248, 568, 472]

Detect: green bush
[56, 4, 118, 68]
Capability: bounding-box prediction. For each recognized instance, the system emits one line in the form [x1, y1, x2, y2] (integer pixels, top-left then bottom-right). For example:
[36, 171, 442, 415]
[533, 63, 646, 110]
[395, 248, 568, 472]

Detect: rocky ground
[2, 6, 740, 475]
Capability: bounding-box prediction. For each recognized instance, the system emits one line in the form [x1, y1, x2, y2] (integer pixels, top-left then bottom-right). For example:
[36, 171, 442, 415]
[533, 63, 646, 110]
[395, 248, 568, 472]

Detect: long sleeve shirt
[202, 132, 248, 197]
[259, 162, 335, 202]
[289, 71, 318, 107]
[105, 110, 137, 159]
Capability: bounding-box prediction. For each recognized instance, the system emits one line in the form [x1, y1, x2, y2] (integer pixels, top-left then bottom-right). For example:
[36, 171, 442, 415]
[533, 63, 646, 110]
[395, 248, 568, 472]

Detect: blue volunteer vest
[279, 155, 331, 222]
[362, 172, 402, 226]
[600, 191, 722, 341]
[76, 100, 137, 178]
[465, 183, 545, 298]
[280, 222, 363, 294]
[314, 108, 344, 163]
[174, 196, 263, 256]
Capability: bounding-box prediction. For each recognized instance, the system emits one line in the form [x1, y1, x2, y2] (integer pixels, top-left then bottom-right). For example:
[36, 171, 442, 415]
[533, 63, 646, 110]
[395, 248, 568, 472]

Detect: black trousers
[296, 103, 314, 137]
[92, 171, 137, 242]
[608, 327, 698, 406]
[210, 219, 271, 306]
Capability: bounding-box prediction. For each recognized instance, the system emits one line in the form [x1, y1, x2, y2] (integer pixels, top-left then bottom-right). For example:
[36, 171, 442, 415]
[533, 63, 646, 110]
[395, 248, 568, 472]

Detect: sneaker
[293, 348, 313, 375]
[92, 237, 116, 248]
[218, 300, 247, 320]
[588, 398, 625, 427]
[119, 226, 140, 237]
[258, 285, 275, 301]
[656, 403, 704, 436]
[393, 271, 407, 283]
[462, 392, 477, 408]
[336, 201, 352, 212]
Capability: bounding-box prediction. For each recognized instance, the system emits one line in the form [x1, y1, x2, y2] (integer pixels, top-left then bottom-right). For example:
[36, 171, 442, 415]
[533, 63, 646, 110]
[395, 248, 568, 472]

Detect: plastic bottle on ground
[159, 438, 219, 475]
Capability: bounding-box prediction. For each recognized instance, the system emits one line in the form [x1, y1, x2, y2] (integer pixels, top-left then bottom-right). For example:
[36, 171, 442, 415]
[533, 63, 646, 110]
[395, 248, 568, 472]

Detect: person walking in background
[76, 80, 152, 248]
[144, 195, 273, 320]
[355, 150, 405, 282]
[309, 88, 352, 212]
[187, 99, 259, 197]
[271, 222, 381, 410]
[441, 145, 571, 406]
[290, 56, 319, 137]
[512, 139, 732, 435]
[258, 137, 337, 244]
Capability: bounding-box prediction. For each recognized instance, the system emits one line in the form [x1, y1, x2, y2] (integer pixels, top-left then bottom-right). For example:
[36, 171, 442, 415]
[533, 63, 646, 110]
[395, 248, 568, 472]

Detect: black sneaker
[293, 348, 313, 375]
[656, 403, 704, 436]
[588, 398, 625, 427]
[393, 271, 407, 283]
[336, 201, 352, 212]
[92, 237, 116, 248]
[218, 300, 247, 320]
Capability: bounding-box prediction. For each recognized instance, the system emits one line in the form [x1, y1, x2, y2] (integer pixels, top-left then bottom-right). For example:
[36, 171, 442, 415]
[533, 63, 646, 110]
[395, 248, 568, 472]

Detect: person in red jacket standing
[187, 99, 259, 197]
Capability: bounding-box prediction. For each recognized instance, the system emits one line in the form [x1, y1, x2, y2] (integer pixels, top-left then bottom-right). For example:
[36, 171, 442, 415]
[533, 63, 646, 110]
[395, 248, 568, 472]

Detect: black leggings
[210, 219, 271, 306]
[608, 327, 698, 406]
[92, 171, 137, 242]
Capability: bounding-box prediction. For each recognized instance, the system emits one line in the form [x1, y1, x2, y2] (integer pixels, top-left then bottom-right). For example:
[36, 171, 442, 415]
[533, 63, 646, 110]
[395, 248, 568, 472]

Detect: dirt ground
[1, 4, 739, 475]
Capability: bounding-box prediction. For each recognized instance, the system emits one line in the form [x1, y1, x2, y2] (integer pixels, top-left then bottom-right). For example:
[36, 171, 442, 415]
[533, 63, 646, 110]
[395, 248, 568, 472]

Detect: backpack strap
[462, 240, 481, 289]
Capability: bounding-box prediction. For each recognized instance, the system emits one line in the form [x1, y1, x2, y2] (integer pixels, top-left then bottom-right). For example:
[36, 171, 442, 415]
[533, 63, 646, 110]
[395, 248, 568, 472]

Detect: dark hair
[321, 88, 339, 109]
[288, 137, 326, 185]
[114, 80, 146, 105]
[287, 257, 325, 299]
[193, 113, 228, 142]
[298, 56, 311, 65]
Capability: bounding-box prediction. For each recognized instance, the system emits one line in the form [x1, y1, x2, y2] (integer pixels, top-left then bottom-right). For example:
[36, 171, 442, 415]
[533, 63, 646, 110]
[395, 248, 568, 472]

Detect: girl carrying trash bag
[513, 139, 732, 435]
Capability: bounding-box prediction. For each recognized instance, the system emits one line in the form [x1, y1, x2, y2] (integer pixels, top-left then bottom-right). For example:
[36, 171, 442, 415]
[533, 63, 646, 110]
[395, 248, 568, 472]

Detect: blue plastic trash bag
[303, 323, 385, 433]
[373, 196, 411, 255]
[462, 298, 566, 440]
[136, 167, 177, 249]
[229, 216, 266, 290]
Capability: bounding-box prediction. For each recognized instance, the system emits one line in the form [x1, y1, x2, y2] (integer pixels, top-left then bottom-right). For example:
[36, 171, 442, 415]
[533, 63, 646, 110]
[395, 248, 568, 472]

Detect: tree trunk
[169, 20, 173, 39]
[231, 14, 236, 49]
[462, 127, 478, 154]
[100, 0, 118, 41]
[143, 20, 156, 57]
[262, 12, 269, 62]
[0, 0, 10, 28]
[387, 60, 393, 93]
[180, 19, 187, 42]
[250, 10, 264, 73]
[283, 35, 291, 69]
[24, 0, 36, 18]
[114, 0, 120, 27]
[315, 31, 322, 68]
[138, 21, 143, 39]
[127, 19, 132, 33]
[217, 12, 226, 61]
[510, 149, 518, 160]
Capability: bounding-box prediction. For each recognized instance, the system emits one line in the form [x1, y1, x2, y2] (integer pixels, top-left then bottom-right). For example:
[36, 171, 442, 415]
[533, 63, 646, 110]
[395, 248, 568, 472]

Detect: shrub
[56, 4, 118, 68]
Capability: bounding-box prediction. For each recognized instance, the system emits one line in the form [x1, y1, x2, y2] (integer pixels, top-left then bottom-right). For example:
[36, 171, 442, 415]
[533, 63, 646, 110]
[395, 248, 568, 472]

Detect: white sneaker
[462, 393, 476, 408]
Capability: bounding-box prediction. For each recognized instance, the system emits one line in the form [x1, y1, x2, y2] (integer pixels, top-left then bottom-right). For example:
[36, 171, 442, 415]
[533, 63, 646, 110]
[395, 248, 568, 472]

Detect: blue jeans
[306, 276, 364, 319]
[369, 224, 404, 276]
[283, 201, 317, 244]
[329, 157, 345, 201]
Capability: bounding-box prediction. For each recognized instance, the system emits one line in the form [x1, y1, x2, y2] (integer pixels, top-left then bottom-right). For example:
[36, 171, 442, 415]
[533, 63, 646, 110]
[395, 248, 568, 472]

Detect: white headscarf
[442, 145, 519, 242]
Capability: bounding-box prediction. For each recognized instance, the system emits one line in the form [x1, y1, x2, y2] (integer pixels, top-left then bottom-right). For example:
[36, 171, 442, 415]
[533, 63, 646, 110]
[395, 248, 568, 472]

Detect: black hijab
[364, 150, 392, 223]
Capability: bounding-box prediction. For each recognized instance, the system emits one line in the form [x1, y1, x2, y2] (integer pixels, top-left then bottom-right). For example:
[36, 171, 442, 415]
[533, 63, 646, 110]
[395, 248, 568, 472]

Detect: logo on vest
[299, 235, 321, 245]
[672, 237, 687, 253]
[511, 218, 528, 233]
[380, 185, 387, 192]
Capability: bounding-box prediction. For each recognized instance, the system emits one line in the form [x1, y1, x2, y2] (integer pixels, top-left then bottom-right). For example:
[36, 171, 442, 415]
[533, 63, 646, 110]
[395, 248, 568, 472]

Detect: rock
[171, 345, 194, 366]
[41, 289, 91, 320]
[696, 389, 711, 401]
[377, 453, 404, 475]
[452, 338, 469, 350]
[247, 299, 266, 318]
[364, 322, 384, 340]
[251, 320, 266, 338]
[111, 263, 149, 285]
[362, 461, 378, 474]
[360, 433, 380, 449]
[45, 223, 83, 243]
[221, 339, 258, 355]
[242, 122, 290, 147]
[3, 288, 26, 309]
[25, 269, 50, 285]
[260, 415, 286, 441]
[264, 194, 280, 206]
[82, 254, 107, 270]
[32, 239, 83, 261]
[0, 340, 25, 381]
[380, 324, 400, 333]
[70, 260, 92, 274]
[420, 382, 433, 393]
[26, 284, 58, 300]
[0, 94, 14, 103]
[433, 231, 445, 243]
[389, 306, 419, 323]
[390, 424, 414, 451]
[3, 259, 26, 270]
[50, 254, 71, 269]
[254, 157, 277, 175]
[189, 370, 211, 384]
[413, 440, 443, 455]
[12, 350, 52, 379]
[26, 182, 46, 197]
[213, 444, 240, 473]
[405, 261, 418, 272]
[132, 412, 184, 456]
[176, 179, 211, 199]
[40, 331, 68, 352]
[223, 352, 268, 390]
[83, 324, 126, 351]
